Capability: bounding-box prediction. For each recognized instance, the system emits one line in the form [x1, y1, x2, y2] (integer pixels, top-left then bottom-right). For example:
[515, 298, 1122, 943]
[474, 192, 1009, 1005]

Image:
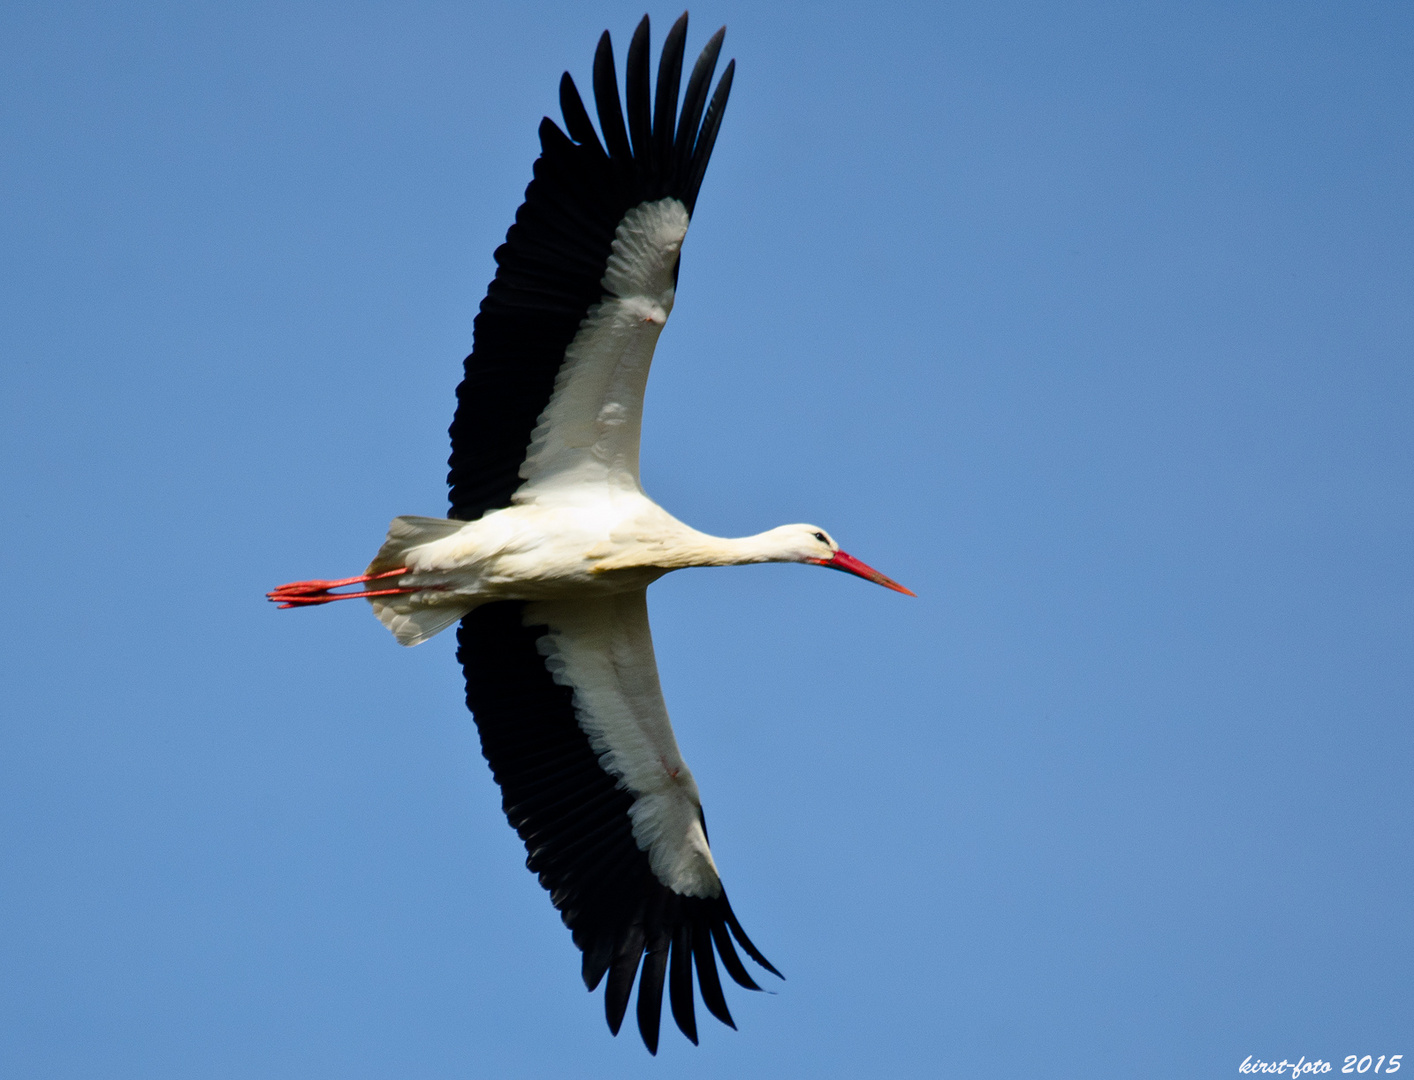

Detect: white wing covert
[529, 590, 719, 898]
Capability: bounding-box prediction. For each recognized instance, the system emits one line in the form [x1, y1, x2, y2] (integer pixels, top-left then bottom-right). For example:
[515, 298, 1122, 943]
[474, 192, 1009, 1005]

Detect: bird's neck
[657, 526, 800, 569]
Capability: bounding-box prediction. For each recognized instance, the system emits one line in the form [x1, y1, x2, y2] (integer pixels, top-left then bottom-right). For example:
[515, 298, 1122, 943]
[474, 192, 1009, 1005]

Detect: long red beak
[817, 550, 916, 596]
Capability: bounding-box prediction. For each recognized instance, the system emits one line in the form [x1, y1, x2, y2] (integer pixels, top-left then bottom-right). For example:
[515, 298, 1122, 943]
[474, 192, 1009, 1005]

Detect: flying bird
[269, 13, 911, 1053]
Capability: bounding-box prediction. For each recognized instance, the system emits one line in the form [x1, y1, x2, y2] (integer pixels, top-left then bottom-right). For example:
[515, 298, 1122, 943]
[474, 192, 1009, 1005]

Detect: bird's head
[774, 524, 915, 596]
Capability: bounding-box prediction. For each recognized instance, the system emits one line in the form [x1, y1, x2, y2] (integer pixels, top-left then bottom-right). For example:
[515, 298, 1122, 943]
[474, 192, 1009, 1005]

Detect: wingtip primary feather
[652, 13, 689, 171]
[592, 30, 631, 167]
[636, 931, 670, 1053]
[673, 26, 724, 177]
[692, 921, 735, 1029]
[725, 901, 784, 980]
[668, 923, 699, 1043]
[581, 932, 613, 992]
[711, 920, 762, 992]
[559, 72, 604, 154]
[683, 57, 734, 212]
[605, 921, 645, 1035]
[625, 15, 653, 169]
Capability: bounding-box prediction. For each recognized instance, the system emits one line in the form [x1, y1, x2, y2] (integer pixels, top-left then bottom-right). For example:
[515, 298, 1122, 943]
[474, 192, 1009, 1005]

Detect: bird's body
[356, 504, 866, 645]
[270, 14, 909, 1053]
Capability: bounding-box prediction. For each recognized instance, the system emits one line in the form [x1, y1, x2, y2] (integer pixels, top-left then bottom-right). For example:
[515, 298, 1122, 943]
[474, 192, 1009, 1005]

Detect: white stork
[269, 13, 911, 1053]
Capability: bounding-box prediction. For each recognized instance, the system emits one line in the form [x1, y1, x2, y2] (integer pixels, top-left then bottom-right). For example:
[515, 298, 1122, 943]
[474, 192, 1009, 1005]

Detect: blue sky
[2, 2, 1410, 1077]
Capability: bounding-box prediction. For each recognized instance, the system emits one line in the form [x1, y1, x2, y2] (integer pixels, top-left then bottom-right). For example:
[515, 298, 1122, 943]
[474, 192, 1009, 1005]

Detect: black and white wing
[447, 12, 734, 520]
[459, 596, 779, 1052]
[448, 17, 777, 1052]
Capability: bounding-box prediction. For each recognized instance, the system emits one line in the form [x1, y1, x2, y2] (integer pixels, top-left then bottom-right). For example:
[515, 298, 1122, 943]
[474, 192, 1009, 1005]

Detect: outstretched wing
[458, 594, 778, 1052]
[448, 13, 735, 521]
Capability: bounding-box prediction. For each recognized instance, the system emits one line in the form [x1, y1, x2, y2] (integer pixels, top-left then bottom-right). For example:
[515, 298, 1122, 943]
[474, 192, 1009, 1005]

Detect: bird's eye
[813, 531, 828, 544]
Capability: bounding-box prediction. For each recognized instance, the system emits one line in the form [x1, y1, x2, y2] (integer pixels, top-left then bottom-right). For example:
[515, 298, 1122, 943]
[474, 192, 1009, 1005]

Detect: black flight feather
[582, 934, 614, 992]
[592, 32, 633, 171]
[653, 14, 689, 172]
[674, 27, 723, 178]
[605, 919, 646, 1034]
[726, 903, 784, 979]
[558, 72, 603, 155]
[683, 58, 734, 213]
[711, 919, 762, 991]
[669, 923, 698, 1043]
[636, 918, 672, 1054]
[693, 925, 735, 1029]
[624, 17, 653, 181]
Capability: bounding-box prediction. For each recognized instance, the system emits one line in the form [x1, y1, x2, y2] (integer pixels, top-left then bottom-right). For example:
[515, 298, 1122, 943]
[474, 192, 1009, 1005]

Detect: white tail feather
[370, 599, 473, 646]
[367, 515, 469, 573]
[366, 516, 476, 646]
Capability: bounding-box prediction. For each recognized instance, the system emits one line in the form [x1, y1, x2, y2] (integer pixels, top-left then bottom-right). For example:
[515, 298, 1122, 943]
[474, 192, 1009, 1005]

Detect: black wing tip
[568, 14, 734, 210]
[725, 900, 784, 980]
[579, 890, 775, 1051]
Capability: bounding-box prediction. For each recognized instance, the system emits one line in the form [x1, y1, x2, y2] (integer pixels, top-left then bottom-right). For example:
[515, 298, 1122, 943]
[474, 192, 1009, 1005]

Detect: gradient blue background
[2, 2, 1410, 1077]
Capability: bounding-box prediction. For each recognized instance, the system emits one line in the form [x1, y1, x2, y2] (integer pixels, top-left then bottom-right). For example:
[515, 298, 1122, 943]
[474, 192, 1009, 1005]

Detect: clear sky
[2, 2, 1410, 1077]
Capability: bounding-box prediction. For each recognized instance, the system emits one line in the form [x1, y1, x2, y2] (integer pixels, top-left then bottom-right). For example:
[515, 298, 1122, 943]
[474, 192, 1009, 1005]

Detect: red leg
[267, 567, 416, 608]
